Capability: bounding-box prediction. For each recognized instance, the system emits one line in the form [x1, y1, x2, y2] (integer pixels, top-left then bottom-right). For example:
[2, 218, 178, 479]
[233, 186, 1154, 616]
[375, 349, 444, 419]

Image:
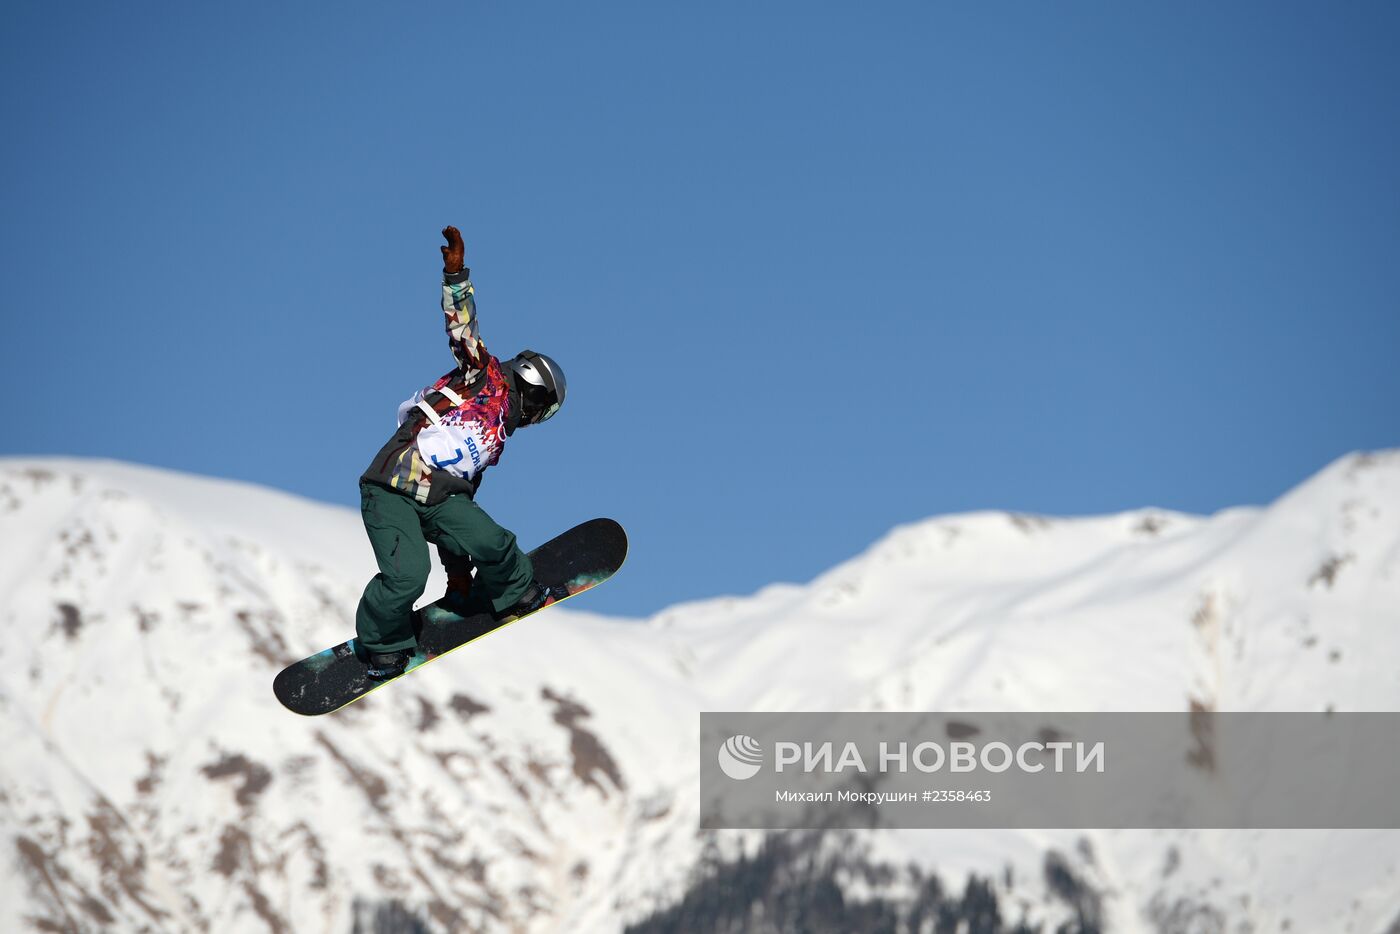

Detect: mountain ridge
[1, 452, 1397, 932]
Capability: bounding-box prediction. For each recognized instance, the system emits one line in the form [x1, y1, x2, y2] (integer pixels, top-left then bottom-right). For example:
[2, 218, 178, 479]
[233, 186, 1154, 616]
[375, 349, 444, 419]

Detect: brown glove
[441, 226, 465, 275]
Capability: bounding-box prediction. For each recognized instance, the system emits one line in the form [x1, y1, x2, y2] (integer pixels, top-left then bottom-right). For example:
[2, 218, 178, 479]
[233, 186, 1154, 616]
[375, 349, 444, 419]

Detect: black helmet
[506, 350, 567, 425]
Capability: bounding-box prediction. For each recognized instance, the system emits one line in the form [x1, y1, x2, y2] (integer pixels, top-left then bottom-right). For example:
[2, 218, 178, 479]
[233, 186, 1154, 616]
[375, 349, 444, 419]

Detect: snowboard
[273, 518, 627, 716]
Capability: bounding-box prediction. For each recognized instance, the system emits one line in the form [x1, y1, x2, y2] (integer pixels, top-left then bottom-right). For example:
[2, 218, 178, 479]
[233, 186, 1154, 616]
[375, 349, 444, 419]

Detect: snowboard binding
[353, 630, 416, 682]
[498, 581, 568, 621]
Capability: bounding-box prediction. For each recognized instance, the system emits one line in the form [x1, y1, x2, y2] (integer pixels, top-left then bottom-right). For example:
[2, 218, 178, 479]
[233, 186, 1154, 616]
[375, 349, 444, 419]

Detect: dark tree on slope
[625, 832, 1050, 934]
[350, 899, 431, 934]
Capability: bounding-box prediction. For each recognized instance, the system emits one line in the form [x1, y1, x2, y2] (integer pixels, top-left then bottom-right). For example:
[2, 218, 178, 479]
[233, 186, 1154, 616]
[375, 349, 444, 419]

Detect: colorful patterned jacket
[361, 269, 518, 503]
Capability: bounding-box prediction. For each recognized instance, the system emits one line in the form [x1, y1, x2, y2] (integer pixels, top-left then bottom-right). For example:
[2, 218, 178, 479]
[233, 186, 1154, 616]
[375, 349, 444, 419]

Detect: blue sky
[3, 2, 1397, 617]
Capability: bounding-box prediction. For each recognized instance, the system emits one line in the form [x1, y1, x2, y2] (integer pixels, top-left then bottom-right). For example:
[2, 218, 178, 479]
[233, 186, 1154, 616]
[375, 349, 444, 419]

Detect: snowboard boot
[497, 581, 567, 620]
[354, 633, 416, 681]
[356, 610, 423, 681]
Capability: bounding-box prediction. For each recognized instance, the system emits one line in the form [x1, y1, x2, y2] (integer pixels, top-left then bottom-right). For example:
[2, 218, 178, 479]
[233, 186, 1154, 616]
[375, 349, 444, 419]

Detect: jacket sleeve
[443, 268, 488, 372]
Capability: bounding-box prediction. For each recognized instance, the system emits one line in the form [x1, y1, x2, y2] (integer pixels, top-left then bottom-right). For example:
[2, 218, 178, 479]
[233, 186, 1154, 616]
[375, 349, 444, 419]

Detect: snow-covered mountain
[1, 453, 1397, 933]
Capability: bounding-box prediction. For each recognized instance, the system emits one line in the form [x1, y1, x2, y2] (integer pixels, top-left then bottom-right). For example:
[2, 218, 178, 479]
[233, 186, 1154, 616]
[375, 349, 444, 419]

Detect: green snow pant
[354, 480, 535, 654]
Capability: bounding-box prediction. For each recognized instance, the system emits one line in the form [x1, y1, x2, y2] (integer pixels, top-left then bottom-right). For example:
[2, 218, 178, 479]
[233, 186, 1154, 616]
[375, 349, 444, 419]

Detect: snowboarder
[355, 226, 567, 680]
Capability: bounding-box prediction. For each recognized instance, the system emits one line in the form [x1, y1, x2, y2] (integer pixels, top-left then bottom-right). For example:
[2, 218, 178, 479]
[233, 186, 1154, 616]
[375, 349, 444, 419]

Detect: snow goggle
[519, 380, 561, 424]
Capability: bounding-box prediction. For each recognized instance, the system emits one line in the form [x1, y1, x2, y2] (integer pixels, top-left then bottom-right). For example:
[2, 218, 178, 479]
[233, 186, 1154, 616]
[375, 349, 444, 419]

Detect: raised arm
[439, 225, 488, 372]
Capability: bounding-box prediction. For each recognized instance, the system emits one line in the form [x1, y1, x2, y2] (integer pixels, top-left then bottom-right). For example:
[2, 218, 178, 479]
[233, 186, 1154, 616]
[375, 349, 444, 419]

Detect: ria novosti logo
[716, 735, 1107, 780]
[717, 734, 764, 780]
